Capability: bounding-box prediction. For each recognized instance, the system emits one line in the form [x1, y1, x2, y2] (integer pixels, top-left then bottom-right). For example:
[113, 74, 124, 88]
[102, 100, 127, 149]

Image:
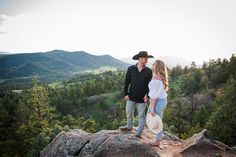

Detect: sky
[0, 0, 235, 64]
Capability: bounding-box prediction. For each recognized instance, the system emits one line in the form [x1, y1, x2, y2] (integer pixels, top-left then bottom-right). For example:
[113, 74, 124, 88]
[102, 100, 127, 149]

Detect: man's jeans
[126, 100, 146, 136]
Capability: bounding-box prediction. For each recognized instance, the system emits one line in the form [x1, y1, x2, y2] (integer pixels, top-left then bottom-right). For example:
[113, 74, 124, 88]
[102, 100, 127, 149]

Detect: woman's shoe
[148, 141, 160, 147]
[135, 134, 142, 138]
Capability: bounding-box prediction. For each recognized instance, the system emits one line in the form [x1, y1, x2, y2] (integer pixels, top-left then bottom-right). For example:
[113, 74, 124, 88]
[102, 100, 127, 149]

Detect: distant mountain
[0, 50, 130, 84]
[157, 56, 196, 68]
[121, 56, 194, 69]
[0, 51, 10, 55]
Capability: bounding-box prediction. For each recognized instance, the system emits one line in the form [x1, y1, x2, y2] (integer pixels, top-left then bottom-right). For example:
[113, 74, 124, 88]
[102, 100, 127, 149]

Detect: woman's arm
[150, 98, 157, 116]
[149, 80, 163, 116]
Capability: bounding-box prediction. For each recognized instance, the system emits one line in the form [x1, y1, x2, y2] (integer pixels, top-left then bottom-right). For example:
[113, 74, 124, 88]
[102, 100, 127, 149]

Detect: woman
[148, 59, 168, 147]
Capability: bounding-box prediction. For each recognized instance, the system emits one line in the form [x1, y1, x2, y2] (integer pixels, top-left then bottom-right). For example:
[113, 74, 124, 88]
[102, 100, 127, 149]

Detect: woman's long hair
[153, 60, 169, 91]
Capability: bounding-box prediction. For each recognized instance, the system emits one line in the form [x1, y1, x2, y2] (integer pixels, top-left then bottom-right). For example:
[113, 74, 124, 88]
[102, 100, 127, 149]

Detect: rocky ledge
[40, 128, 236, 157]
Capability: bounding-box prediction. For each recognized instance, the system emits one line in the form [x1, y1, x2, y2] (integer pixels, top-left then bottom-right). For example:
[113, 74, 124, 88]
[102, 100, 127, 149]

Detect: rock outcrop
[40, 129, 90, 157]
[40, 128, 236, 157]
[181, 129, 236, 157]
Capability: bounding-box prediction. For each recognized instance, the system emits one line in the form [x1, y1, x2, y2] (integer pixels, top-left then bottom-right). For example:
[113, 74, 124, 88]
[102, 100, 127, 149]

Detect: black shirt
[124, 64, 152, 103]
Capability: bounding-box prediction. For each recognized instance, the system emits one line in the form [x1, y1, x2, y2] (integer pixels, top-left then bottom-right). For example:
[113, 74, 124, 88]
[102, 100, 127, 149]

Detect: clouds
[0, 0, 235, 63]
[0, 14, 8, 33]
[0, 15, 4, 26]
[0, 0, 48, 16]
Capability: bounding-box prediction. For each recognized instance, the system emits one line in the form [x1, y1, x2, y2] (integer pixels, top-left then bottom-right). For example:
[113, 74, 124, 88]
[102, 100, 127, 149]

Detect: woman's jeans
[126, 100, 146, 136]
[148, 98, 167, 140]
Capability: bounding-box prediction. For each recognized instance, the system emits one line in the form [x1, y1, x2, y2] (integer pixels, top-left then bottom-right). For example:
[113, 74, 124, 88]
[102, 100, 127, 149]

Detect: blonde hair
[153, 60, 169, 91]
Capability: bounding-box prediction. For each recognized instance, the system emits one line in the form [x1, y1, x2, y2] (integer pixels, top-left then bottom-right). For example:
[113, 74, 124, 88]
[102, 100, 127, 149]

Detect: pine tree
[28, 76, 57, 132]
[164, 97, 189, 137]
[206, 77, 236, 146]
[17, 76, 58, 156]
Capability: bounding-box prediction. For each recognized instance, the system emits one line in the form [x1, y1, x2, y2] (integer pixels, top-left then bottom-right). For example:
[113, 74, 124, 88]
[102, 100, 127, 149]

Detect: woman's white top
[148, 80, 167, 99]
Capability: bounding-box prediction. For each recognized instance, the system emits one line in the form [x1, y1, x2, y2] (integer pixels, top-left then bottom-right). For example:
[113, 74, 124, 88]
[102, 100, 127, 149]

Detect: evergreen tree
[28, 77, 57, 131]
[164, 97, 189, 137]
[17, 77, 58, 156]
[207, 77, 236, 146]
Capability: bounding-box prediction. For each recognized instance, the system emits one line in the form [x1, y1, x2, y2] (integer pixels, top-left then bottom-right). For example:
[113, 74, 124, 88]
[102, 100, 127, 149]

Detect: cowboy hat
[132, 51, 154, 60]
[146, 112, 163, 134]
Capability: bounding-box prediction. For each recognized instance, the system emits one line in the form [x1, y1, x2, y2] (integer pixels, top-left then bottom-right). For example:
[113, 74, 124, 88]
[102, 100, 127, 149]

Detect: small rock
[163, 131, 182, 142]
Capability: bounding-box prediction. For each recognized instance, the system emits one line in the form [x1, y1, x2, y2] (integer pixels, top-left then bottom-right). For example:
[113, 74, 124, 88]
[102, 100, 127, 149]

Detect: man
[120, 51, 153, 138]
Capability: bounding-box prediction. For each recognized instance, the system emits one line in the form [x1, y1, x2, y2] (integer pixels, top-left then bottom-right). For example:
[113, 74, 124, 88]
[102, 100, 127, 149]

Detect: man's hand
[124, 95, 129, 101]
[143, 95, 148, 103]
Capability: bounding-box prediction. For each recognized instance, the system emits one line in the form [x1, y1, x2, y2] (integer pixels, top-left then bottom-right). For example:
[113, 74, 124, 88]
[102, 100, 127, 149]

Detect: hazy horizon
[1, 49, 234, 66]
[0, 0, 235, 64]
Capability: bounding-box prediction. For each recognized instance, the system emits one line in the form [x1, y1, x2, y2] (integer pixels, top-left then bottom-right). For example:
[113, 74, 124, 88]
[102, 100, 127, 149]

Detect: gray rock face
[181, 129, 236, 157]
[40, 129, 90, 157]
[78, 130, 159, 157]
[40, 128, 236, 157]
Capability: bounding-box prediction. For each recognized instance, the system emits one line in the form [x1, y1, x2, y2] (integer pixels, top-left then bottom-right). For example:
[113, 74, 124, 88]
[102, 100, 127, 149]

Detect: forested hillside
[0, 54, 235, 157]
[0, 50, 129, 86]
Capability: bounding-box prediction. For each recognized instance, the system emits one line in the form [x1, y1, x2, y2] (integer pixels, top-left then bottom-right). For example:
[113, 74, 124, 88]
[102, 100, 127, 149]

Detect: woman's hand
[150, 98, 157, 117]
[150, 109, 156, 117]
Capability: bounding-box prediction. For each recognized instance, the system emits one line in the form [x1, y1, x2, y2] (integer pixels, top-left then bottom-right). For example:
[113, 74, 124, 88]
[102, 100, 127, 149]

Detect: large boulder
[79, 129, 160, 157]
[181, 129, 236, 157]
[40, 129, 90, 157]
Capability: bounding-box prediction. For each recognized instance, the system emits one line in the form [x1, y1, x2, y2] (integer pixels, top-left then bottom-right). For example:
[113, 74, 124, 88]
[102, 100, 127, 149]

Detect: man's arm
[146, 69, 153, 96]
[124, 67, 131, 96]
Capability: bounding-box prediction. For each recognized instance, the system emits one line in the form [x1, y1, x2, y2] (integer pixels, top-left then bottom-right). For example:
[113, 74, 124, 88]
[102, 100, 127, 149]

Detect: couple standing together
[120, 51, 168, 148]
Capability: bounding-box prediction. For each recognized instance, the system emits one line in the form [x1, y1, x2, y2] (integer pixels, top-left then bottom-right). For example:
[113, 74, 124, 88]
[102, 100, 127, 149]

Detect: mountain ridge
[0, 50, 130, 85]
